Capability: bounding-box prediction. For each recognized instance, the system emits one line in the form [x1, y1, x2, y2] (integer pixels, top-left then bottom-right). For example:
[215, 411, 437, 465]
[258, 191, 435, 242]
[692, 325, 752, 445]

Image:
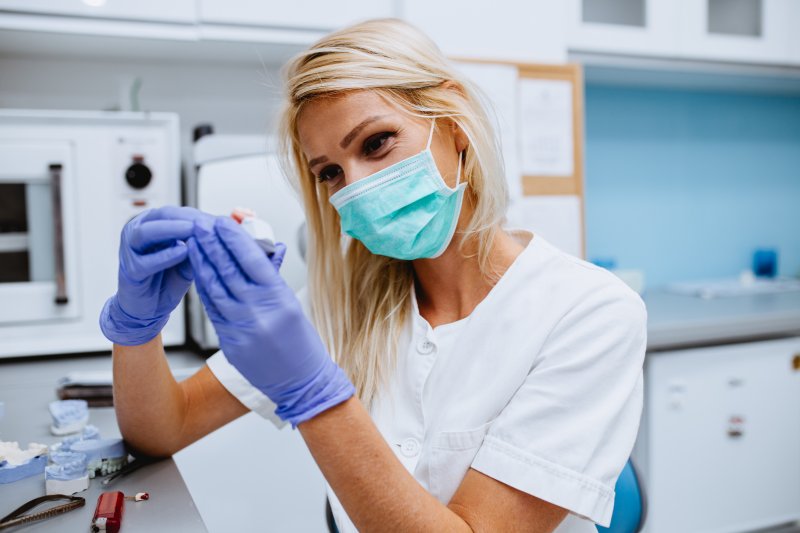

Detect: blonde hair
[278, 18, 509, 408]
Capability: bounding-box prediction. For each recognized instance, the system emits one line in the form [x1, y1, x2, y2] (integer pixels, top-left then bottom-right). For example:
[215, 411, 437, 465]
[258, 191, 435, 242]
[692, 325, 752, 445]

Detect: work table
[0, 351, 208, 532]
[643, 288, 800, 352]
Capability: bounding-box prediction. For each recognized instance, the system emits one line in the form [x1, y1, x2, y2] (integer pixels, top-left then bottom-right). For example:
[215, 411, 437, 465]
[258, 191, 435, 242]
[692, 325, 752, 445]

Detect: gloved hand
[187, 216, 355, 427]
[99, 206, 212, 346]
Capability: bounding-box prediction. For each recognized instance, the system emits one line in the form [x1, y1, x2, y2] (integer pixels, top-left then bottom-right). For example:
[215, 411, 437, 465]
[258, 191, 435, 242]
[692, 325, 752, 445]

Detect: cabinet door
[677, 0, 791, 65]
[0, 0, 196, 23]
[198, 0, 393, 31]
[402, 0, 566, 62]
[644, 338, 800, 533]
[565, 0, 680, 57]
[783, 0, 800, 65]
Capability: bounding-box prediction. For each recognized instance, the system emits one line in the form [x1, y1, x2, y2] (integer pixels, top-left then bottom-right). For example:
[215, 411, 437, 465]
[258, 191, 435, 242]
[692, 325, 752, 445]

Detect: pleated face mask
[329, 120, 466, 260]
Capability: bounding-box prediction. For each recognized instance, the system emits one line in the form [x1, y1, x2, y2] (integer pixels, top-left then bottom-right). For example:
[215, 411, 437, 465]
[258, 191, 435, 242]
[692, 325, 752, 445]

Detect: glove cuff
[98, 295, 170, 346]
[272, 358, 356, 429]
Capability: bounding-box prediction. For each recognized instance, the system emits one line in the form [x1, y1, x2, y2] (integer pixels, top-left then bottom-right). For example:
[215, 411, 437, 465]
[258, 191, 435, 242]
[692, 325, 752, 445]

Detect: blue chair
[597, 458, 648, 533]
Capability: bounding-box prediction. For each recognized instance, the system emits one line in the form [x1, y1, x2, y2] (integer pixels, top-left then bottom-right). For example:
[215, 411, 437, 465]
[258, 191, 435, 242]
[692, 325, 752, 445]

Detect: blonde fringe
[278, 18, 508, 409]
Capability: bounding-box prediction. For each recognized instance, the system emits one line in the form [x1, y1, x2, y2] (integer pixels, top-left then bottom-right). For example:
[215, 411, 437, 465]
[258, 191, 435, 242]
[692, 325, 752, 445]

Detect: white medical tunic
[207, 230, 648, 532]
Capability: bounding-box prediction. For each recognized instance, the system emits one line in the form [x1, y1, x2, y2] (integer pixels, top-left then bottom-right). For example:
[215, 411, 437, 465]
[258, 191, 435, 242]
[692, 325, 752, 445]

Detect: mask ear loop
[455, 150, 463, 187]
[425, 119, 436, 151]
[427, 118, 464, 189]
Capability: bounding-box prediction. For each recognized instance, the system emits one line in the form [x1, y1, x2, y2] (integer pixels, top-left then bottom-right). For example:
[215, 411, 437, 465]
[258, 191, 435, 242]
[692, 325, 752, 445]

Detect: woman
[101, 18, 647, 532]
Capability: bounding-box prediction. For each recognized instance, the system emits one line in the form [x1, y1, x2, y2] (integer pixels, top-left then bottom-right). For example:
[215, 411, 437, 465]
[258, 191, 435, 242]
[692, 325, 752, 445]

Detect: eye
[363, 131, 395, 156]
[317, 164, 342, 183]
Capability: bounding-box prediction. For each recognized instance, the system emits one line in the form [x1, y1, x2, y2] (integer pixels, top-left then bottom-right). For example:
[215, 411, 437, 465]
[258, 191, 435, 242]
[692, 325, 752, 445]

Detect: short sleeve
[205, 286, 314, 430]
[470, 282, 647, 527]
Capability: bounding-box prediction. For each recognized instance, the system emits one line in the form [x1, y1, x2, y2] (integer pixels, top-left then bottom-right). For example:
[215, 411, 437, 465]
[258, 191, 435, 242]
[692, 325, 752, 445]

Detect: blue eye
[317, 165, 342, 183]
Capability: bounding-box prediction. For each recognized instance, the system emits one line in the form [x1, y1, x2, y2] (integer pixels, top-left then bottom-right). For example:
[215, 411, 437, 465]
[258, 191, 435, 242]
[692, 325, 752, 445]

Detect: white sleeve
[204, 286, 313, 430]
[470, 284, 647, 527]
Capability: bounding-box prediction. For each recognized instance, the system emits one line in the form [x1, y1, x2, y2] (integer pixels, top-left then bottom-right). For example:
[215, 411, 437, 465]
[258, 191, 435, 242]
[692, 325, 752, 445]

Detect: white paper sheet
[455, 62, 522, 200]
[519, 78, 574, 177]
[505, 195, 583, 258]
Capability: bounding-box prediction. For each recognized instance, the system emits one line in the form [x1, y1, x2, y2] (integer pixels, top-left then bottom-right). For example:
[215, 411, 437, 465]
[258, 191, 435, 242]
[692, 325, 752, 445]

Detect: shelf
[572, 50, 800, 94]
[0, 12, 326, 66]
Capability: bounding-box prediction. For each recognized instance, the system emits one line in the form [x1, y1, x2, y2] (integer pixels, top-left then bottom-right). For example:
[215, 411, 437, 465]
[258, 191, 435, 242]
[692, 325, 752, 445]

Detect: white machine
[188, 125, 307, 350]
[0, 109, 184, 358]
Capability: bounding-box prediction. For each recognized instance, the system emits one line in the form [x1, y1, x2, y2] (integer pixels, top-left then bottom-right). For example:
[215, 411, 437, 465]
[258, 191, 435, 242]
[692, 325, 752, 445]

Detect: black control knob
[125, 156, 152, 189]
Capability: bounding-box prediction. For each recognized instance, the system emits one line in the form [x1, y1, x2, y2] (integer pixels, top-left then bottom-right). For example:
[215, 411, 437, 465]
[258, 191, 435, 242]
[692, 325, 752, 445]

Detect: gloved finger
[141, 205, 214, 224]
[270, 242, 288, 271]
[193, 219, 253, 301]
[175, 253, 193, 283]
[129, 219, 194, 253]
[126, 243, 189, 281]
[214, 217, 275, 286]
[186, 237, 227, 322]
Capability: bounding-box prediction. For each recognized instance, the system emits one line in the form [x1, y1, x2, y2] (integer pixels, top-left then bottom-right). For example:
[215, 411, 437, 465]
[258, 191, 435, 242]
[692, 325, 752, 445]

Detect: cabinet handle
[49, 163, 68, 305]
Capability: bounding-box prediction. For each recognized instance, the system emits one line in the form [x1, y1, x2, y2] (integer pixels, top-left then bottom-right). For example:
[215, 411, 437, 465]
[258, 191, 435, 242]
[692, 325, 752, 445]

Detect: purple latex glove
[187, 216, 354, 427]
[99, 206, 212, 346]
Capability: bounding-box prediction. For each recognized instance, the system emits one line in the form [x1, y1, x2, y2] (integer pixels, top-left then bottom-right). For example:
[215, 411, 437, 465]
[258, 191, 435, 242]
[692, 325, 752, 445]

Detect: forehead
[296, 91, 401, 152]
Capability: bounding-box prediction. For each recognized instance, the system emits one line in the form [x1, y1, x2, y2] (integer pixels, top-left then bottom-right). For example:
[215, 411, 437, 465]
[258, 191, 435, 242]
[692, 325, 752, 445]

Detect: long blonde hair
[278, 18, 509, 408]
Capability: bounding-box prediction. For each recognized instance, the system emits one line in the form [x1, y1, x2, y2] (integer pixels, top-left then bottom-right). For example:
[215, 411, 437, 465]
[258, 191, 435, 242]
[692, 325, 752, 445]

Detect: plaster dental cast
[101, 19, 647, 533]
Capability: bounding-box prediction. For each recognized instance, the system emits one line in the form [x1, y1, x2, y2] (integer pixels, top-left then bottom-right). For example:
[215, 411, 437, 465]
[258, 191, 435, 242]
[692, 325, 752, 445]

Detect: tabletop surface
[643, 288, 800, 351]
[0, 351, 208, 532]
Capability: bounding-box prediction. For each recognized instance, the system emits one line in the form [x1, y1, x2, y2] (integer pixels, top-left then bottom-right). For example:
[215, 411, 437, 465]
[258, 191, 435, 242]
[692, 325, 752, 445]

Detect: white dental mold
[49, 399, 90, 435]
[45, 451, 90, 495]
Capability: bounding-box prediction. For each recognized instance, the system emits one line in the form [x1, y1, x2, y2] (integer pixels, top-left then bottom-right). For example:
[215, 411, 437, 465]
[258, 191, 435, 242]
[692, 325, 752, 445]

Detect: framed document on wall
[454, 60, 586, 259]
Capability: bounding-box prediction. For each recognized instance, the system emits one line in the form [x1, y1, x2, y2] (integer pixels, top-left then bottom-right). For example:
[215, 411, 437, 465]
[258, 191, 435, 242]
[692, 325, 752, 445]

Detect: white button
[400, 438, 420, 458]
[416, 339, 436, 355]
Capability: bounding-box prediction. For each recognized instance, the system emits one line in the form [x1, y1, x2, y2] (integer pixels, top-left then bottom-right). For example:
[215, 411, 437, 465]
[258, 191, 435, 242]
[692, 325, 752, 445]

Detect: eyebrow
[307, 155, 328, 169]
[307, 114, 388, 171]
[340, 115, 387, 149]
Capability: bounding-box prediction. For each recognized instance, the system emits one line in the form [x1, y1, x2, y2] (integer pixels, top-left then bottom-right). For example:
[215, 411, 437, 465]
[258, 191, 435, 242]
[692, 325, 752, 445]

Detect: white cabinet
[402, 0, 566, 63]
[677, 0, 792, 65]
[634, 337, 800, 533]
[0, 0, 196, 24]
[566, 0, 680, 58]
[198, 0, 394, 31]
[567, 0, 797, 66]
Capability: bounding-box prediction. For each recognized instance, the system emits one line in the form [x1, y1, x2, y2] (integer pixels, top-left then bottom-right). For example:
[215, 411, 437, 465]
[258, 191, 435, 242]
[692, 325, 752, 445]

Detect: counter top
[643, 289, 800, 351]
[0, 350, 208, 532]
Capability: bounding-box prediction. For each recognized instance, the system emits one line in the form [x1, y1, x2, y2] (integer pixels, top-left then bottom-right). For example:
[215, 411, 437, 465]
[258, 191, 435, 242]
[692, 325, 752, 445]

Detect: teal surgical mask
[330, 120, 466, 260]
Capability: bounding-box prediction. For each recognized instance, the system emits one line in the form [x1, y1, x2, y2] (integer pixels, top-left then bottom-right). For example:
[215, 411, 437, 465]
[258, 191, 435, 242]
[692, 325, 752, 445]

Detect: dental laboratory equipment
[50, 425, 101, 454]
[90, 491, 149, 533]
[49, 399, 89, 435]
[70, 438, 128, 478]
[45, 451, 89, 495]
[232, 207, 276, 256]
[0, 494, 86, 530]
[0, 109, 183, 358]
[0, 441, 48, 484]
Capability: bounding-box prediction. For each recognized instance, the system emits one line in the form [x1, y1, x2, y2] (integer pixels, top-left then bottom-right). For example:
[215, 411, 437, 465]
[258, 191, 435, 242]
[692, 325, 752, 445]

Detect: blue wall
[583, 85, 800, 288]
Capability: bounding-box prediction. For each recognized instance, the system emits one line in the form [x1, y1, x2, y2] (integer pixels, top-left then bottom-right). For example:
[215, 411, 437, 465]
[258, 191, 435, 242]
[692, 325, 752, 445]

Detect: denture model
[71, 438, 128, 478]
[49, 399, 90, 435]
[0, 441, 48, 484]
[45, 451, 90, 495]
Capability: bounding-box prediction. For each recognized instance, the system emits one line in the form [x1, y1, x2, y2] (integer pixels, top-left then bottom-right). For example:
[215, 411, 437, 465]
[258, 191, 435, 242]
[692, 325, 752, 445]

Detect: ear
[439, 81, 470, 154]
[449, 118, 469, 154]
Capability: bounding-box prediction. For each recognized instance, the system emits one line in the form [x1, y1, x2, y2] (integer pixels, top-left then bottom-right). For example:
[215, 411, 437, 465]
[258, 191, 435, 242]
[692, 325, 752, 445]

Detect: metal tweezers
[101, 455, 161, 486]
[0, 494, 85, 530]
